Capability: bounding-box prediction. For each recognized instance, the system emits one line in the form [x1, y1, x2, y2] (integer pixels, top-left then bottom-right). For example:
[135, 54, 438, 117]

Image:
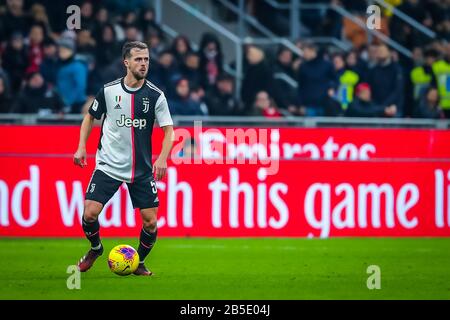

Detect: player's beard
[131, 68, 148, 80]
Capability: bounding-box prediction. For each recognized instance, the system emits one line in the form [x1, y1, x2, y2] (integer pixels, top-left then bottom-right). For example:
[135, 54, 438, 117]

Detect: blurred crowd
[0, 0, 449, 119]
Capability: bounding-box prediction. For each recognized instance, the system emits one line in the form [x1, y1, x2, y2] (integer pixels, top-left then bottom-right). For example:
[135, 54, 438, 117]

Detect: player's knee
[143, 217, 157, 233]
[83, 201, 102, 222]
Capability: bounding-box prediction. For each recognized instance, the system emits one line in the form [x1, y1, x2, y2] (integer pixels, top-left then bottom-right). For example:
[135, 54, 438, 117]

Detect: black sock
[82, 217, 102, 251]
[137, 228, 157, 263]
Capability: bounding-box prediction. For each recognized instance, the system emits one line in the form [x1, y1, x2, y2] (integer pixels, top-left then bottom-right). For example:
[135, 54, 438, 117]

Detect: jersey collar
[121, 77, 146, 94]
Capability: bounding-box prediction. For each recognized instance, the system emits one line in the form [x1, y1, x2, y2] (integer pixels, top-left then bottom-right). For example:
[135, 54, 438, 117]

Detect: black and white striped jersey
[88, 77, 173, 183]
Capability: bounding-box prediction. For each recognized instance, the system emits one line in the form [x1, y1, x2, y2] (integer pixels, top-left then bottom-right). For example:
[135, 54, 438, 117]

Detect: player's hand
[153, 157, 167, 181]
[73, 148, 87, 168]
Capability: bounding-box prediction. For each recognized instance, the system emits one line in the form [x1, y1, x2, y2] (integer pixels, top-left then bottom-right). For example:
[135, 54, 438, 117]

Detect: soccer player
[73, 41, 174, 276]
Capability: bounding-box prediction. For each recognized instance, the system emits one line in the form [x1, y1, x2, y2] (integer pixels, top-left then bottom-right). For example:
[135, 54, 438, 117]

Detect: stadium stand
[0, 0, 449, 124]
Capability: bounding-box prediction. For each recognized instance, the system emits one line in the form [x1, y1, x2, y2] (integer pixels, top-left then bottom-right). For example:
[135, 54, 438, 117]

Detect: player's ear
[124, 59, 129, 68]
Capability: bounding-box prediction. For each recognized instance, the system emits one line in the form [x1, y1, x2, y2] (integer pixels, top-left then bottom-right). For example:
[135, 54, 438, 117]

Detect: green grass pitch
[0, 238, 449, 300]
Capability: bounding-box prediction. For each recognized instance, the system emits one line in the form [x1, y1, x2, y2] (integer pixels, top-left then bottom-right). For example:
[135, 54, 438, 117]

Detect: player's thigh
[127, 176, 159, 210]
[85, 169, 122, 213]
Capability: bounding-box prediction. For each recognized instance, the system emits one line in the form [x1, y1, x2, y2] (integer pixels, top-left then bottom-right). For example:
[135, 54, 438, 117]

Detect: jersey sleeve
[155, 93, 174, 127]
[88, 88, 106, 120]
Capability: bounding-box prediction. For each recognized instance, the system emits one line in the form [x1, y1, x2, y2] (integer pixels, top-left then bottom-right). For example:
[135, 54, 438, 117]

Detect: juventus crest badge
[143, 97, 150, 113]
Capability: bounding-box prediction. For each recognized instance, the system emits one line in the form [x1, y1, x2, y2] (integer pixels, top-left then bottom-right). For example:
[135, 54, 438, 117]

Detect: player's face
[126, 48, 150, 80]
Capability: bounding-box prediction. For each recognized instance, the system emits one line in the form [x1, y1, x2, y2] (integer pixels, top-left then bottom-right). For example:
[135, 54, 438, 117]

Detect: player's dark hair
[122, 41, 148, 60]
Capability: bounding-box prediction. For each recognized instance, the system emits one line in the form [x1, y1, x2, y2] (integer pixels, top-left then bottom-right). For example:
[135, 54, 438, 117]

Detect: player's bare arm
[153, 125, 174, 181]
[74, 113, 96, 168]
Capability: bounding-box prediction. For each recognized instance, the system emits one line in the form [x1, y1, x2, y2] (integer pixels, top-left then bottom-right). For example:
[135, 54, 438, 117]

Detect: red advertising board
[3, 126, 450, 159]
[1, 126, 449, 237]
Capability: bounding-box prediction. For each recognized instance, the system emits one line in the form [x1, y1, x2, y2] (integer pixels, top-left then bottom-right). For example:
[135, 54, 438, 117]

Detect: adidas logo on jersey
[116, 114, 147, 129]
[114, 104, 121, 109]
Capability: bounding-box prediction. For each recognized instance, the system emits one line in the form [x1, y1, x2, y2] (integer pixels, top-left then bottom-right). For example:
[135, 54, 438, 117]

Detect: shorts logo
[150, 180, 157, 194]
[89, 183, 96, 193]
[143, 98, 150, 113]
[92, 99, 99, 111]
[116, 114, 147, 129]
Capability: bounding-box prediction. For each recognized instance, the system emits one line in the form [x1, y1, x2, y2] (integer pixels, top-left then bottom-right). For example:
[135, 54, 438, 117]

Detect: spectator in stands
[1, 0, 448, 122]
[427, 0, 449, 29]
[414, 86, 444, 119]
[272, 46, 300, 114]
[83, 30, 102, 95]
[76, 29, 97, 62]
[329, 52, 360, 112]
[123, 24, 142, 43]
[139, 7, 163, 38]
[0, 0, 31, 39]
[346, 83, 397, 117]
[121, 10, 138, 29]
[0, 76, 12, 113]
[205, 74, 242, 116]
[26, 23, 46, 74]
[168, 78, 205, 116]
[0, 57, 11, 96]
[92, 6, 110, 41]
[180, 52, 201, 89]
[29, 4, 52, 37]
[365, 43, 379, 70]
[56, 38, 88, 113]
[190, 84, 209, 115]
[171, 35, 192, 67]
[346, 49, 368, 81]
[146, 29, 165, 60]
[433, 45, 450, 118]
[297, 42, 336, 116]
[95, 24, 120, 68]
[410, 48, 439, 105]
[40, 38, 59, 87]
[59, 29, 77, 45]
[148, 50, 180, 98]
[2, 32, 28, 95]
[199, 33, 223, 90]
[241, 45, 273, 114]
[250, 91, 283, 118]
[80, 1, 96, 32]
[11, 71, 64, 114]
[367, 44, 404, 116]
[436, 20, 450, 42]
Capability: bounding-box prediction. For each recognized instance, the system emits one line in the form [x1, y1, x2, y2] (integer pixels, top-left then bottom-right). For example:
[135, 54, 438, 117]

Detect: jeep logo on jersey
[143, 97, 150, 113]
[116, 114, 147, 129]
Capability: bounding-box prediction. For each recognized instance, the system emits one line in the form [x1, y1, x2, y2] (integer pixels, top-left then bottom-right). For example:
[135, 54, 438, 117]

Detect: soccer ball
[108, 244, 139, 276]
